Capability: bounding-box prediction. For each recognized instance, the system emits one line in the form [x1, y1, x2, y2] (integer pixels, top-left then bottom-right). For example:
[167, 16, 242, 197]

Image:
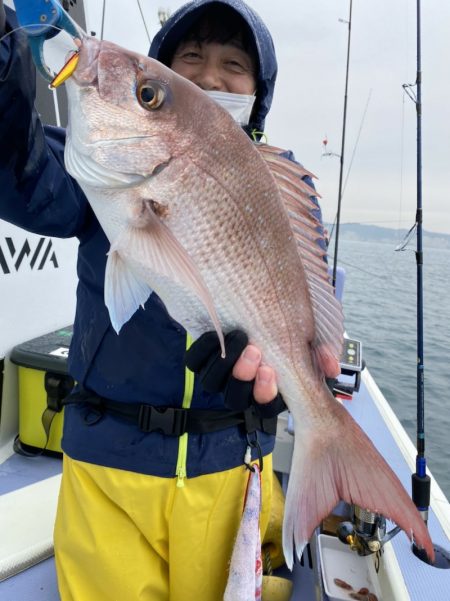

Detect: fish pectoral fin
[114, 213, 225, 355]
[105, 248, 153, 333]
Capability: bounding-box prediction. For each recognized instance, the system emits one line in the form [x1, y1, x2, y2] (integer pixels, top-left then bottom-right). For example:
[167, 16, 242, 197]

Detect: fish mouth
[71, 36, 101, 88]
[71, 36, 142, 93]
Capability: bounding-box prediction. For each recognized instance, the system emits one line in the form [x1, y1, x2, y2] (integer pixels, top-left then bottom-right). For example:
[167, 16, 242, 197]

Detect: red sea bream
[64, 36, 434, 567]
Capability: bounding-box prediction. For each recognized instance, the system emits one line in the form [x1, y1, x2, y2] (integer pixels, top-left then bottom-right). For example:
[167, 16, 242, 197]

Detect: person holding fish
[0, 2, 311, 598]
[1, 0, 434, 599]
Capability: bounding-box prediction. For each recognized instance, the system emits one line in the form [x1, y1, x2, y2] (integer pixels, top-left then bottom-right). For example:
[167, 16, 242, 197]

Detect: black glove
[185, 330, 286, 419]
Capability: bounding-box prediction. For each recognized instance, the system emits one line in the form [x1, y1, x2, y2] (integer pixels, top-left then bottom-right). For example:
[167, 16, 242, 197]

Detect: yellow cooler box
[11, 326, 75, 454]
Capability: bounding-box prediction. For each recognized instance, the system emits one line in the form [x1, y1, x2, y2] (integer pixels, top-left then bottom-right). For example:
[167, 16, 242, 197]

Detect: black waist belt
[64, 390, 277, 437]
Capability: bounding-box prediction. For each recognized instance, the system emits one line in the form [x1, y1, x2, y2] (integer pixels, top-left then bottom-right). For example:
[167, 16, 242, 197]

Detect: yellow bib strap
[176, 332, 194, 486]
[182, 333, 195, 409]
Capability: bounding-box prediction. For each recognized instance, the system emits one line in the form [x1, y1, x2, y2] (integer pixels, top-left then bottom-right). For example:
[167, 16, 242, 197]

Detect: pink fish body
[64, 36, 434, 567]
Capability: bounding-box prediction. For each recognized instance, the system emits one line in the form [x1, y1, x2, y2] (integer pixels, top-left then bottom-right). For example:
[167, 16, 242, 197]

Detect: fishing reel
[337, 505, 401, 556]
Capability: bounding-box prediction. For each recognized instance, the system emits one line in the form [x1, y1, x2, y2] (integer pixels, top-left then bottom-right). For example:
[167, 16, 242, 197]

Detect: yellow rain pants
[54, 453, 273, 601]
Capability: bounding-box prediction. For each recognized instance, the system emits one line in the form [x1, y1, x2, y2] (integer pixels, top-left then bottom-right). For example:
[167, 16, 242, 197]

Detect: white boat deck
[0, 453, 61, 600]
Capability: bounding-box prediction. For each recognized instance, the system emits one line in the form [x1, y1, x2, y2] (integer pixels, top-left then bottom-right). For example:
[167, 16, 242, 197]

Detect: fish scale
[149, 152, 309, 353]
[64, 35, 435, 569]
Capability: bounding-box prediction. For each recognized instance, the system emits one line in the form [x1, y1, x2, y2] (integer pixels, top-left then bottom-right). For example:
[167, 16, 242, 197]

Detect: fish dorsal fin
[106, 200, 225, 354]
[255, 143, 344, 376]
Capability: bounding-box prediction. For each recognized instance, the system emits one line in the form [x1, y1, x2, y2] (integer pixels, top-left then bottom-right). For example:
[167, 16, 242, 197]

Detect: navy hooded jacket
[149, 0, 277, 135]
[0, 1, 321, 477]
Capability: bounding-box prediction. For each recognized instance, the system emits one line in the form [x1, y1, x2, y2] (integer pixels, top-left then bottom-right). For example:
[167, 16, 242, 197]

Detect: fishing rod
[330, 0, 401, 557]
[409, 0, 431, 561]
[331, 0, 352, 290]
[335, 0, 431, 560]
[388, 0, 434, 563]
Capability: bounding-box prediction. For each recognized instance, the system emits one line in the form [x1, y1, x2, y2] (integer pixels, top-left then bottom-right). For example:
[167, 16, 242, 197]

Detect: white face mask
[205, 90, 256, 126]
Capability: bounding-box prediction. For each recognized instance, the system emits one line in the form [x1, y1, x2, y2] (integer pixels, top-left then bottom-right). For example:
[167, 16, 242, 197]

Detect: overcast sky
[81, 0, 450, 235]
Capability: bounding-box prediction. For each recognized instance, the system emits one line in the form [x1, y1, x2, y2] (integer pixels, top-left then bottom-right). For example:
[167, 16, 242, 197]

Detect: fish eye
[137, 82, 165, 110]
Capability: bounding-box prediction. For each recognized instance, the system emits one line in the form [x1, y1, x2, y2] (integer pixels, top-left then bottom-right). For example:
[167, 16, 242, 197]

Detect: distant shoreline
[325, 223, 450, 250]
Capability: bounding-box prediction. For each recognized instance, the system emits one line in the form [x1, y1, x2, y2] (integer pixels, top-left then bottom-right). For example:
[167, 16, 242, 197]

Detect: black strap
[14, 372, 74, 457]
[64, 390, 277, 437]
[41, 372, 74, 451]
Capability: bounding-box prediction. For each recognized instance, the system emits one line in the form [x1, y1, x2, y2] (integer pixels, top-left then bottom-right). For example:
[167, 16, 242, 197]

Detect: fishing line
[343, 218, 413, 226]
[326, 88, 371, 246]
[327, 256, 380, 279]
[397, 90, 406, 242]
[328, 218, 414, 244]
[397, 0, 411, 244]
[0, 24, 81, 87]
[0, 23, 77, 44]
[100, 0, 107, 41]
[99, 0, 151, 47]
[342, 88, 372, 198]
[136, 0, 152, 45]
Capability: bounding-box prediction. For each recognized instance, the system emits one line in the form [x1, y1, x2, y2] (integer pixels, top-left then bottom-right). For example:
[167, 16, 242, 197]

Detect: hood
[149, 0, 277, 134]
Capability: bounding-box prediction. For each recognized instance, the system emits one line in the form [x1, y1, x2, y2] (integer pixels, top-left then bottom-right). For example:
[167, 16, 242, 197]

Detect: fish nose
[72, 36, 101, 87]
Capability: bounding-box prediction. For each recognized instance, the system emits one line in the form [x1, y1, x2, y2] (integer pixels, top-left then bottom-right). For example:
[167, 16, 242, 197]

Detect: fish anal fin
[283, 398, 435, 569]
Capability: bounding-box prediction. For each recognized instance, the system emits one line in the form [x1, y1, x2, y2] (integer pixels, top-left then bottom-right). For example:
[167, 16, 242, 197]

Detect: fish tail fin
[283, 399, 434, 569]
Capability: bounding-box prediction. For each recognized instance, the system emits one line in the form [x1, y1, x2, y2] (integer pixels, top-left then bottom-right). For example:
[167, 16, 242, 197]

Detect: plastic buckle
[138, 406, 188, 436]
[44, 372, 74, 412]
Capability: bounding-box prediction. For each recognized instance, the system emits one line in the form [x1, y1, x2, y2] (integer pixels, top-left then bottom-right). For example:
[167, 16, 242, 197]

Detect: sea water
[332, 238, 450, 500]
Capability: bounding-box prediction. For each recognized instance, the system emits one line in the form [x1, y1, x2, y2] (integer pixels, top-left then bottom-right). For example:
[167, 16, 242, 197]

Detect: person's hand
[232, 342, 278, 405]
[185, 330, 286, 418]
